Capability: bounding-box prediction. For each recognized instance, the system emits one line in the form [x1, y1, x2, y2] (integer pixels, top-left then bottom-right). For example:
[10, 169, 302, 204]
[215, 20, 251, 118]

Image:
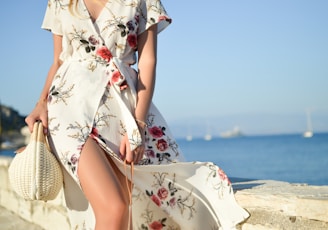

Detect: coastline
[1, 156, 328, 229]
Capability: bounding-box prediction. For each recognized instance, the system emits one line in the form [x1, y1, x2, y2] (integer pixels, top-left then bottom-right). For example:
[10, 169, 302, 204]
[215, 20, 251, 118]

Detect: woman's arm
[135, 24, 158, 124]
[120, 25, 158, 164]
[39, 34, 63, 104]
[25, 34, 63, 132]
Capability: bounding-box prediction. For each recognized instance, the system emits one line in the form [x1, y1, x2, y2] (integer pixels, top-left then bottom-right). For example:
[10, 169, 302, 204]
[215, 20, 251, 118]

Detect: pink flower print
[96, 46, 112, 62]
[156, 139, 168, 152]
[169, 197, 176, 207]
[149, 221, 163, 230]
[111, 70, 121, 83]
[158, 15, 172, 24]
[218, 168, 231, 185]
[127, 33, 137, 49]
[157, 187, 168, 200]
[88, 35, 99, 46]
[145, 149, 155, 158]
[70, 154, 78, 165]
[149, 126, 164, 138]
[151, 195, 161, 207]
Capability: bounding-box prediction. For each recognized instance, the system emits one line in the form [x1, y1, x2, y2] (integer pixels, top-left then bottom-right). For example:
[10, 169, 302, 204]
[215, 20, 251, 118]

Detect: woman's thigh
[77, 138, 128, 216]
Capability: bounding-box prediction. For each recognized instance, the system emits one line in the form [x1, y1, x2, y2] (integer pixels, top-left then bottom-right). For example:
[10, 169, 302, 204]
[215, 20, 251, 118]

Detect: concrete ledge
[0, 157, 70, 229]
[234, 180, 328, 229]
[1, 156, 328, 229]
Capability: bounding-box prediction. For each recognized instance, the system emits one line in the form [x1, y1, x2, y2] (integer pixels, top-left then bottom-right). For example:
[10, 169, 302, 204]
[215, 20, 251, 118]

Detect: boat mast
[306, 110, 313, 132]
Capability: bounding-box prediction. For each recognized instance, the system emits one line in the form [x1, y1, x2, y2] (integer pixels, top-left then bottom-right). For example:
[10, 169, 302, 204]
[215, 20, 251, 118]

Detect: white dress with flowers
[42, 0, 249, 229]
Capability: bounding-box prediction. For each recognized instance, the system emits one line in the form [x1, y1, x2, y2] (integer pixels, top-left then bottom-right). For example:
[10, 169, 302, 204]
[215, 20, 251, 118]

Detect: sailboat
[185, 123, 193, 141]
[186, 134, 193, 142]
[204, 121, 212, 141]
[303, 110, 313, 138]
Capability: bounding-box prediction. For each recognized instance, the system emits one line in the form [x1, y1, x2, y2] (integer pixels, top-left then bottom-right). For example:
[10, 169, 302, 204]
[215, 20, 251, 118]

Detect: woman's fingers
[120, 134, 145, 164]
[119, 135, 127, 160]
[40, 114, 48, 134]
[25, 116, 35, 133]
[135, 145, 144, 163]
[25, 101, 49, 133]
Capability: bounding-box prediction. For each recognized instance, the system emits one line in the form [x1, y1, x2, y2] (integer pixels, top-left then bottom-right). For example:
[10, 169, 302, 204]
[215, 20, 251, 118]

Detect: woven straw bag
[8, 121, 63, 201]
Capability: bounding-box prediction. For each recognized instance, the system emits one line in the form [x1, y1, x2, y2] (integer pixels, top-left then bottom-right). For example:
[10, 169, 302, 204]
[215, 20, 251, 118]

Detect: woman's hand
[25, 99, 48, 134]
[119, 128, 145, 164]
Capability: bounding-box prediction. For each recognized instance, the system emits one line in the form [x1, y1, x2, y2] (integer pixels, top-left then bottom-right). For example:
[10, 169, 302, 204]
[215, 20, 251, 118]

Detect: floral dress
[42, 0, 249, 229]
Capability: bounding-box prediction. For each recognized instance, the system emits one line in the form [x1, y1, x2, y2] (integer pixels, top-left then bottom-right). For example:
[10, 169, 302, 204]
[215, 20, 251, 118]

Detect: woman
[26, 0, 249, 229]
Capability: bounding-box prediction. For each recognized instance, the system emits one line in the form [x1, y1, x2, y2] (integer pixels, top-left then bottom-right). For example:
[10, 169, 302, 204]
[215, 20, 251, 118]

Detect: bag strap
[15, 121, 42, 154]
[124, 160, 134, 230]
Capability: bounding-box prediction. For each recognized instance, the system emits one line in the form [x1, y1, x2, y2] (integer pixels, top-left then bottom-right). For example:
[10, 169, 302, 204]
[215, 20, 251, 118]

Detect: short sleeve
[41, 0, 63, 35]
[138, 0, 172, 35]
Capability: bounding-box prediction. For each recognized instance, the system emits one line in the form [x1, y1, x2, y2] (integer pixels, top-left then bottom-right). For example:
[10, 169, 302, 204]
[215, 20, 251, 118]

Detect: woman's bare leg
[78, 138, 130, 230]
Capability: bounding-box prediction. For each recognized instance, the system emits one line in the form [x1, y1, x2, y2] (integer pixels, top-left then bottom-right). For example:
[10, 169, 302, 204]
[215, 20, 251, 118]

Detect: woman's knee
[95, 198, 129, 221]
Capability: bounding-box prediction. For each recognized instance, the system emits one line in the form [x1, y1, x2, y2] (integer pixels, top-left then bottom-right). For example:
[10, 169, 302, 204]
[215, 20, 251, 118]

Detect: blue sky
[0, 0, 327, 137]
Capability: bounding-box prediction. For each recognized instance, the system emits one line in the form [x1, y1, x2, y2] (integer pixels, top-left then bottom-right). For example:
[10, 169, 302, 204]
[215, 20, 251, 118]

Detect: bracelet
[135, 119, 148, 129]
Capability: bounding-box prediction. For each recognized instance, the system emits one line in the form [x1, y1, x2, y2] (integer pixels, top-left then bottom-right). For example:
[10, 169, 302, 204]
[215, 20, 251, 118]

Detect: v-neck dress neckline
[82, 0, 108, 24]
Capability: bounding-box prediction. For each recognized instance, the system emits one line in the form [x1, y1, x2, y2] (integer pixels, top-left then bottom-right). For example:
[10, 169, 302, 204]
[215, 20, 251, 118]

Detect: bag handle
[15, 121, 50, 154]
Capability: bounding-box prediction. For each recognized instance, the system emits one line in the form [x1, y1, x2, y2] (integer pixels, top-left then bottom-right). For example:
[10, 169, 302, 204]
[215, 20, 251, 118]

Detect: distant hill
[0, 104, 26, 134]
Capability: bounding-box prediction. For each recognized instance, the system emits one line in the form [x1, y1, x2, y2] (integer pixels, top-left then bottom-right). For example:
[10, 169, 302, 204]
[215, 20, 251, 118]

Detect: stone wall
[0, 157, 69, 229]
[1, 156, 328, 230]
[234, 179, 328, 229]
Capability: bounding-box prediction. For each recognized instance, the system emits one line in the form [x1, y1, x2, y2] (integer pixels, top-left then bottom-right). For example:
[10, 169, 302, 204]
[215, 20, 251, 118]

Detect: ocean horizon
[1, 132, 327, 186]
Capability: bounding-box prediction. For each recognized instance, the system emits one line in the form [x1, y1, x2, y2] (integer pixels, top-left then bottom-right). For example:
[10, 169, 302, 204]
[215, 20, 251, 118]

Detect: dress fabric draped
[42, 0, 249, 229]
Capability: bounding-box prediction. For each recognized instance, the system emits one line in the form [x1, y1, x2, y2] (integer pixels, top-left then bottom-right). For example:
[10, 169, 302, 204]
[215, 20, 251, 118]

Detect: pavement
[0, 206, 43, 230]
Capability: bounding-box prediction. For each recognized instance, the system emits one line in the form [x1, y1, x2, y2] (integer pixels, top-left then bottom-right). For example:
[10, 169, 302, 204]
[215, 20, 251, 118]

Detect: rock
[234, 180, 328, 229]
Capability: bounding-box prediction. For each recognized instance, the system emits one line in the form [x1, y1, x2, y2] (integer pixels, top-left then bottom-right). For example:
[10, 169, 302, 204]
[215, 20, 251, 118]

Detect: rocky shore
[1, 156, 327, 229]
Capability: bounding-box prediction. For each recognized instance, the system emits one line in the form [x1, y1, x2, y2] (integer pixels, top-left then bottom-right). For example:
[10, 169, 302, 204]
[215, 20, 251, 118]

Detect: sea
[1, 132, 327, 186]
[177, 132, 328, 186]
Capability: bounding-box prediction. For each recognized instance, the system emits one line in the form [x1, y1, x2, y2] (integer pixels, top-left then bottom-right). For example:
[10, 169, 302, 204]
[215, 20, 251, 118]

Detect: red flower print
[111, 71, 121, 83]
[127, 33, 137, 48]
[145, 149, 155, 158]
[158, 15, 172, 23]
[157, 187, 168, 200]
[96, 46, 112, 62]
[149, 221, 163, 230]
[156, 139, 168, 152]
[218, 168, 231, 185]
[151, 195, 161, 206]
[149, 126, 164, 138]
